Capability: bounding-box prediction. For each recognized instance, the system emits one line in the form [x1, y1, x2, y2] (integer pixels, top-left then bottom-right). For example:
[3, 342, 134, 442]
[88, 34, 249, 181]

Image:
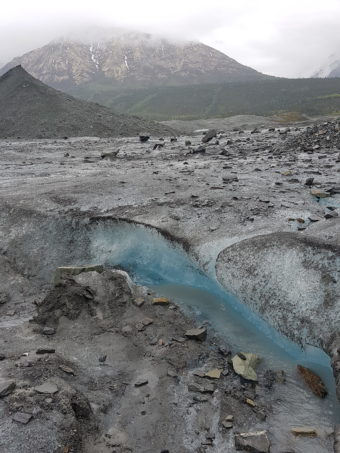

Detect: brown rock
[291, 427, 317, 437]
[297, 365, 327, 398]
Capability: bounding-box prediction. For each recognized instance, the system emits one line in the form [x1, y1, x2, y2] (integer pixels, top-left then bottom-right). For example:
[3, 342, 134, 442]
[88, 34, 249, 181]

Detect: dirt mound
[34, 269, 133, 328]
[0, 66, 176, 138]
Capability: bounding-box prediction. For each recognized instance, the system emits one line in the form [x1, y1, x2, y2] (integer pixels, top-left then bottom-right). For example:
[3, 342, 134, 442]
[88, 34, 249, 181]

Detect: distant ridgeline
[1, 30, 340, 120]
[70, 78, 340, 121]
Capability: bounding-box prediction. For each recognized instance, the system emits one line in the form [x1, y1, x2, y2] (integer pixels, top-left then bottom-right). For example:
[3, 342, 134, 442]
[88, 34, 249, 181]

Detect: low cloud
[1, 0, 339, 77]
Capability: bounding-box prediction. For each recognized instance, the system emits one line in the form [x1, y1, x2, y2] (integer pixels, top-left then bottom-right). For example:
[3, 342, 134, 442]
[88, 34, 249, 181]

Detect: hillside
[0, 66, 175, 138]
[77, 77, 340, 121]
[0, 31, 267, 91]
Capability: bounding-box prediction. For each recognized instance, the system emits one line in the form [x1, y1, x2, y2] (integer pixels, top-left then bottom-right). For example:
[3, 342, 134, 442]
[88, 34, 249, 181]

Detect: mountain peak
[0, 32, 267, 91]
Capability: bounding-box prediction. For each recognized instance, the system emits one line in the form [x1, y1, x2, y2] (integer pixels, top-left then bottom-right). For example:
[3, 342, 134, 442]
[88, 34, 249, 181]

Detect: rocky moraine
[0, 117, 339, 453]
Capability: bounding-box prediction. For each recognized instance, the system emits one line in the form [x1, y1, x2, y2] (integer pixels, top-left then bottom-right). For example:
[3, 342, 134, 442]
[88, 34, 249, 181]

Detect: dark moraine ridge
[0, 65, 176, 138]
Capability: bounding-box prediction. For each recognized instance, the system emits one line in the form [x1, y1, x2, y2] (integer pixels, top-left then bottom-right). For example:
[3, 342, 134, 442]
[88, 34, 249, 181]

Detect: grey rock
[134, 379, 148, 387]
[202, 129, 217, 143]
[139, 134, 150, 143]
[35, 382, 59, 394]
[234, 430, 270, 452]
[0, 381, 16, 398]
[223, 174, 239, 184]
[305, 177, 314, 186]
[188, 382, 215, 394]
[185, 327, 207, 341]
[101, 150, 119, 160]
[42, 327, 56, 336]
[36, 348, 55, 354]
[12, 412, 33, 424]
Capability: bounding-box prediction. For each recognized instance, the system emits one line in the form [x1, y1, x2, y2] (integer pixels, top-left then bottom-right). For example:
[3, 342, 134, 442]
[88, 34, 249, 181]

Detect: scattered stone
[42, 327, 56, 335]
[193, 395, 209, 403]
[141, 317, 154, 326]
[59, 365, 76, 376]
[167, 370, 178, 378]
[188, 382, 215, 393]
[222, 420, 234, 429]
[245, 398, 257, 407]
[185, 140, 191, 146]
[297, 365, 327, 398]
[122, 325, 133, 335]
[0, 354, 6, 361]
[251, 128, 260, 134]
[281, 170, 293, 176]
[0, 381, 16, 398]
[324, 210, 339, 219]
[35, 382, 59, 394]
[153, 142, 164, 150]
[222, 415, 234, 429]
[308, 215, 322, 222]
[54, 265, 104, 285]
[134, 379, 148, 387]
[223, 174, 239, 184]
[12, 412, 33, 425]
[36, 348, 55, 354]
[204, 369, 222, 379]
[234, 430, 270, 453]
[133, 297, 145, 307]
[305, 177, 314, 186]
[291, 427, 317, 437]
[152, 297, 170, 306]
[192, 145, 206, 154]
[185, 327, 207, 342]
[0, 293, 9, 304]
[232, 353, 260, 381]
[139, 134, 150, 143]
[310, 188, 330, 198]
[101, 150, 119, 160]
[202, 129, 217, 143]
[99, 355, 107, 363]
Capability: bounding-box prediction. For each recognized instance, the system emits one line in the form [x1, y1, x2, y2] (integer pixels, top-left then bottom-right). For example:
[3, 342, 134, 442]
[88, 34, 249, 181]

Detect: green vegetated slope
[70, 77, 340, 120]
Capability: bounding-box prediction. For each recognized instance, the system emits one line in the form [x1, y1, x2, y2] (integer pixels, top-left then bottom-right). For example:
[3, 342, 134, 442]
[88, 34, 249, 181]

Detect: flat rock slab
[0, 380, 16, 398]
[12, 412, 33, 424]
[234, 430, 270, 452]
[185, 327, 207, 341]
[54, 265, 104, 285]
[35, 382, 59, 394]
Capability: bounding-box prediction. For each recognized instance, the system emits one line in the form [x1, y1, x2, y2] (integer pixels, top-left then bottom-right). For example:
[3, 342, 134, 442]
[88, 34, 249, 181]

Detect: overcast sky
[1, 0, 340, 77]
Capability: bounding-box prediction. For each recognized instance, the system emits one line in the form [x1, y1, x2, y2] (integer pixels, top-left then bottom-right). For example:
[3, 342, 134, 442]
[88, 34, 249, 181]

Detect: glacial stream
[88, 221, 339, 452]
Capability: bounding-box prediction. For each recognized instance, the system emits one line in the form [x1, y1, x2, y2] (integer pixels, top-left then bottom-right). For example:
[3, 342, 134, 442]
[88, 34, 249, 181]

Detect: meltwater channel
[88, 222, 340, 430]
